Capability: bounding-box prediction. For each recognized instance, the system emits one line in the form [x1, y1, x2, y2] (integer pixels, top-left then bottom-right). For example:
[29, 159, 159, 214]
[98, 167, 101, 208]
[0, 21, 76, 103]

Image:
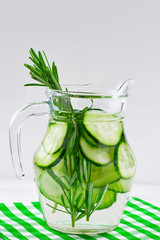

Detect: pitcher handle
[9, 101, 49, 179]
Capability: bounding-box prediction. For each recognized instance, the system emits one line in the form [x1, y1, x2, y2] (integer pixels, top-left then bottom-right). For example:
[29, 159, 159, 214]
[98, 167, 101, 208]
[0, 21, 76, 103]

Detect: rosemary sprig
[24, 48, 61, 90]
[25, 49, 106, 227]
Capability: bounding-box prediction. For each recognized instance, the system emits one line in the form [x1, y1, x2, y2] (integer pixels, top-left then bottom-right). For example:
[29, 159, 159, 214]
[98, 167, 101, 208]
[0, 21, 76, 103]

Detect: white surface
[0, 179, 160, 208]
[0, 0, 160, 184]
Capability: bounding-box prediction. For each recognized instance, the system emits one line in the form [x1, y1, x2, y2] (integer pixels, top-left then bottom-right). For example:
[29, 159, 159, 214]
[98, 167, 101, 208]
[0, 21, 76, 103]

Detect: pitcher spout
[115, 79, 134, 97]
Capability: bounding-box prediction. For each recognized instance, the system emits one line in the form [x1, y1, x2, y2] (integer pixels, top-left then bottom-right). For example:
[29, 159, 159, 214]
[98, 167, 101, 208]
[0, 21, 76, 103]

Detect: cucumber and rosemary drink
[24, 49, 136, 234]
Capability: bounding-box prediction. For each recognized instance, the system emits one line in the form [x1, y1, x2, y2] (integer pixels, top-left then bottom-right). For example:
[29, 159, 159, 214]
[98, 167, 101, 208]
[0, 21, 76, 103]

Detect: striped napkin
[0, 197, 160, 240]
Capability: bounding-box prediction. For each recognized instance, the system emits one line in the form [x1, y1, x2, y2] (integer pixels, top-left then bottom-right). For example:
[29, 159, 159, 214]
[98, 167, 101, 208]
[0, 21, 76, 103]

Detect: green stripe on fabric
[124, 209, 160, 233]
[0, 218, 27, 240]
[132, 197, 160, 211]
[99, 232, 122, 240]
[77, 234, 97, 239]
[1, 198, 160, 240]
[31, 201, 42, 212]
[114, 226, 140, 240]
[0, 232, 11, 240]
[14, 202, 77, 240]
[0, 203, 52, 240]
[127, 201, 160, 222]
[121, 217, 160, 239]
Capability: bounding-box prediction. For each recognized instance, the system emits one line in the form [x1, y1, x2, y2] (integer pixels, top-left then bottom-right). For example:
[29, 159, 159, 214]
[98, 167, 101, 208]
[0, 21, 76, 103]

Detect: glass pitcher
[9, 79, 136, 235]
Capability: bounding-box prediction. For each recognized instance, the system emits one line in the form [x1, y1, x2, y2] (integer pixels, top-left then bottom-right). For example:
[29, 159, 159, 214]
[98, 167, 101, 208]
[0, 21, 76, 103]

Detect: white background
[0, 0, 160, 184]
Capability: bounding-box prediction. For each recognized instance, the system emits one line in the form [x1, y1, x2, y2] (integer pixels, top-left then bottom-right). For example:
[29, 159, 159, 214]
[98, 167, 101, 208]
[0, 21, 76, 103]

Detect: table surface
[0, 179, 160, 207]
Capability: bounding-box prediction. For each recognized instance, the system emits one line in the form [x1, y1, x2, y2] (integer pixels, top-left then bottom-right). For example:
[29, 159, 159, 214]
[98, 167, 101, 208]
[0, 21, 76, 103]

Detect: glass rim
[46, 79, 134, 99]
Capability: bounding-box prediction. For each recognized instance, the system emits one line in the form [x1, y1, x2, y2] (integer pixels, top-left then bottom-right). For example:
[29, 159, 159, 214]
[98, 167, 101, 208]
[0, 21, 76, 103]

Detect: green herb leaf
[91, 185, 108, 213]
[85, 181, 93, 221]
[30, 48, 38, 59]
[76, 212, 86, 221]
[47, 169, 68, 191]
[24, 83, 46, 87]
[70, 171, 77, 186]
[42, 51, 52, 71]
[83, 160, 88, 182]
[61, 195, 70, 214]
[47, 203, 69, 214]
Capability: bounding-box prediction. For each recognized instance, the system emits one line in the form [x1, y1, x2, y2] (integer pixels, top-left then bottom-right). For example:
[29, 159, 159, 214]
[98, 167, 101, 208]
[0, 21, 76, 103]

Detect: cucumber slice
[97, 190, 117, 210]
[34, 144, 65, 168]
[38, 161, 67, 206]
[39, 165, 84, 209]
[34, 164, 43, 179]
[108, 178, 133, 193]
[81, 129, 98, 147]
[80, 136, 114, 166]
[91, 162, 120, 187]
[115, 142, 136, 179]
[42, 122, 68, 154]
[83, 110, 123, 146]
